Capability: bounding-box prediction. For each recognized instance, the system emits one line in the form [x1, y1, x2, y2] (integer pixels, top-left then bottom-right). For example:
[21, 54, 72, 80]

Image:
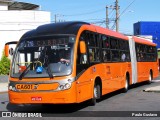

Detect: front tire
[89, 84, 101, 106]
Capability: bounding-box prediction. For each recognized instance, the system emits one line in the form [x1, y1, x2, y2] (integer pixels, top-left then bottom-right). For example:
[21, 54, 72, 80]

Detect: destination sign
[25, 38, 69, 47]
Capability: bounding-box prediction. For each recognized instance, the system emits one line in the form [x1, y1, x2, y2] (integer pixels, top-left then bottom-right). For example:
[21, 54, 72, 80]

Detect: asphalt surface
[0, 75, 8, 93]
[0, 75, 8, 83]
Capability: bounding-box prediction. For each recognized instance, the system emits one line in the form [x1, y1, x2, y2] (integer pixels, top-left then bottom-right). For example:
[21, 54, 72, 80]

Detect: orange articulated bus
[6, 21, 158, 105]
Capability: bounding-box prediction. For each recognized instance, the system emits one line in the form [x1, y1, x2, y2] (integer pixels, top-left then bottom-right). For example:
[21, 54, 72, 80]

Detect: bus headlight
[59, 83, 71, 90]
[12, 87, 16, 91]
[65, 83, 71, 89]
[9, 86, 12, 90]
[9, 86, 16, 91]
[60, 85, 64, 90]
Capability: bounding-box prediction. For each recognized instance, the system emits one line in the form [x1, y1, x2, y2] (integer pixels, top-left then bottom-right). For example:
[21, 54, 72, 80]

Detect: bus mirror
[80, 41, 86, 54]
[4, 44, 9, 57]
[4, 41, 18, 57]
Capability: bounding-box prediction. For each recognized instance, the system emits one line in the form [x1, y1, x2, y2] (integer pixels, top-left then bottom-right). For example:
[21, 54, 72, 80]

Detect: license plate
[31, 97, 42, 101]
[16, 84, 34, 90]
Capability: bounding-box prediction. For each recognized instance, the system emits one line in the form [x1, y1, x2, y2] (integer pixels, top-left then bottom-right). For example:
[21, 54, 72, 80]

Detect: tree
[0, 52, 10, 75]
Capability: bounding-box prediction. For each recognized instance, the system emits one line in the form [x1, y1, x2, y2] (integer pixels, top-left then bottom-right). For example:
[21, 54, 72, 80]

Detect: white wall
[0, 2, 8, 10]
[0, 10, 51, 58]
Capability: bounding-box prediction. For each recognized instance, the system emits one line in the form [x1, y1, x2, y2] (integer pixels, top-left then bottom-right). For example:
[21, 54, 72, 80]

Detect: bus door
[76, 40, 93, 102]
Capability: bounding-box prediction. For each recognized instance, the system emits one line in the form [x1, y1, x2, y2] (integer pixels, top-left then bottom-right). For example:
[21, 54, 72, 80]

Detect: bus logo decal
[34, 84, 39, 90]
[106, 66, 111, 74]
[93, 67, 96, 72]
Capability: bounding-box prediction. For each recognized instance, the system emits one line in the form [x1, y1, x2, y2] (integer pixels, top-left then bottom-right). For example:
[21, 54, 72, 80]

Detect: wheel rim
[94, 86, 98, 98]
[125, 79, 128, 90]
[149, 73, 152, 82]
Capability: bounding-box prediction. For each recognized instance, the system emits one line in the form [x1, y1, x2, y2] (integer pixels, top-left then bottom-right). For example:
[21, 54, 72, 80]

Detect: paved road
[1, 81, 160, 120]
[0, 75, 8, 83]
[0, 75, 8, 93]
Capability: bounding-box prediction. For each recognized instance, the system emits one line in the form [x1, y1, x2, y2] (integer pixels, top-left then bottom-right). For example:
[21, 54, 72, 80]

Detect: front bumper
[8, 79, 77, 104]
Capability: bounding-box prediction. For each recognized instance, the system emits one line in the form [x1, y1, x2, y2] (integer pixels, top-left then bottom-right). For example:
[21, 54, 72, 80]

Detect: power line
[119, 0, 136, 19]
[63, 8, 104, 17]
[108, 9, 114, 18]
[75, 18, 106, 22]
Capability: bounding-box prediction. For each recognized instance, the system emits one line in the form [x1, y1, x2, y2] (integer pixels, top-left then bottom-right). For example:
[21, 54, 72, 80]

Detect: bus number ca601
[16, 84, 34, 90]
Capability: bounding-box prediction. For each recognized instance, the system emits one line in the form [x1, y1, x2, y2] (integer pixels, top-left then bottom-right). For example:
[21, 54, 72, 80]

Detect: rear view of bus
[8, 22, 86, 104]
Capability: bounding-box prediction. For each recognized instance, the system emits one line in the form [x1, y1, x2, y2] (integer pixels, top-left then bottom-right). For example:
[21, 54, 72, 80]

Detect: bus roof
[92, 24, 129, 40]
[20, 21, 156, 47]
[21, 21, 129, 40]
[132, 36, 156, 46]
[21, 21, 90, 39]
[21, 21, 129, 42]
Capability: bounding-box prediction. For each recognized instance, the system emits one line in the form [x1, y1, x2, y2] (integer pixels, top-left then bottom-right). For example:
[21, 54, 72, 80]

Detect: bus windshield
[11, 35, 75, 78]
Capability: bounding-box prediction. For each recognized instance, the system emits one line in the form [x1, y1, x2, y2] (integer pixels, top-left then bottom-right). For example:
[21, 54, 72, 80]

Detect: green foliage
[0, 52, 10, 75]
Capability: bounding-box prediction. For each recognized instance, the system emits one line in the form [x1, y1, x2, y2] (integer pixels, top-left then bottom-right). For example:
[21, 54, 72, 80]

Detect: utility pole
[106, 0, 120, 31]
[55, 14, 65, 23]
[115, 0, 119, 32]
[106, 6, 109, 29]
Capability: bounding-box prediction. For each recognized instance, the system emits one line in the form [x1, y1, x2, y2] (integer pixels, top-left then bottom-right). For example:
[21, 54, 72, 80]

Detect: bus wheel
[89, 84, 101, 106]
[122, 75, 129, 93]
[148, 71, 153, 84]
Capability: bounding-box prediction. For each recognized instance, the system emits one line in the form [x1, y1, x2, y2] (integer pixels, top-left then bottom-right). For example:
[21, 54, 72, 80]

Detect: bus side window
[111, 50, 120, 61]
[103, 50, 111, 62]
[80, 54, 88, 64]
[88, 33, 100, 63]
[89, 52, 93, 62]
[77, 47, 88, 65]
[89, 48, 95, 62]
[121, 52, 126, 61]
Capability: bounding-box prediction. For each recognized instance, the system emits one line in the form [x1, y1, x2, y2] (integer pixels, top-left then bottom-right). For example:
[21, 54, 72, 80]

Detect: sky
[16, 0, 160, 35]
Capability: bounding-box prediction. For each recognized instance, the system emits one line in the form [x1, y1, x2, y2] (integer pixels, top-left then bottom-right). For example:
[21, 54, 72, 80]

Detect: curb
[143, 86, 160, 92]
[143, 80, 160, 92]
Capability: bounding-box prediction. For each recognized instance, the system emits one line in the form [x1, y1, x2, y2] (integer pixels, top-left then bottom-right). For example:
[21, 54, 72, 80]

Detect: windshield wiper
[46, 64, 54, 79]
[19, 64, 31, 80]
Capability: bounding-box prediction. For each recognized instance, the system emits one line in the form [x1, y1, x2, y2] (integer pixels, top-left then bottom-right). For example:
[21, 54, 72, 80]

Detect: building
[0, 0, 51, 58]
[134, 21, 160, 49]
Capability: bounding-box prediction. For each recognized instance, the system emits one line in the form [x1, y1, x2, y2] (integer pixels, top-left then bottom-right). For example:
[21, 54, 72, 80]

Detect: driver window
[77, 32, 88, 65]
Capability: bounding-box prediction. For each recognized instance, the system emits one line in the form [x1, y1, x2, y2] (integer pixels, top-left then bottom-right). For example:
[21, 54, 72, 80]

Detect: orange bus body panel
[9, 82, 77, 104]
[136, 62, 158, 82]
[132, 36, 158, 83]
